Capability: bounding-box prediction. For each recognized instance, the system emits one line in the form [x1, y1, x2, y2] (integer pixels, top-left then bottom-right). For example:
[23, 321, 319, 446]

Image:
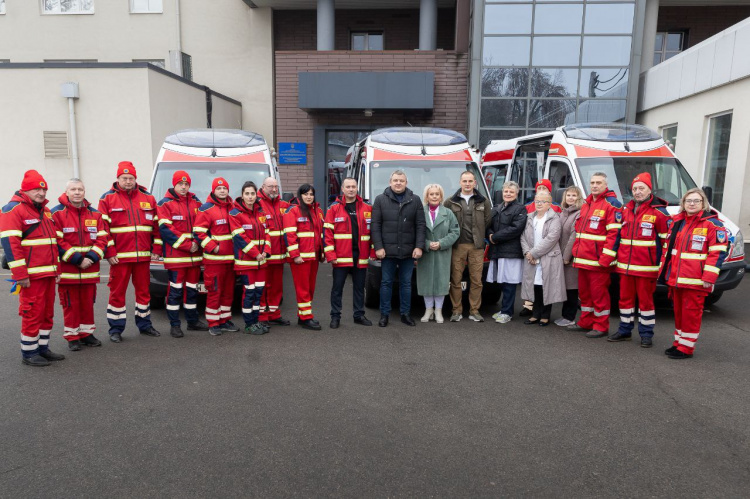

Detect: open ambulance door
[544, 156, 581, 205]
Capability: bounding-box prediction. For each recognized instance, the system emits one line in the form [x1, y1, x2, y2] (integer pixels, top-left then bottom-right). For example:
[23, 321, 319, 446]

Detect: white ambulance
[481, 123, 746, 304]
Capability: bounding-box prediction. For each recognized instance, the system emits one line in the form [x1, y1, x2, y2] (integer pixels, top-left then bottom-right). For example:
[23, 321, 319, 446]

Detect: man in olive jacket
[444, 171, 493, 322]
[371, 170, 426, 327]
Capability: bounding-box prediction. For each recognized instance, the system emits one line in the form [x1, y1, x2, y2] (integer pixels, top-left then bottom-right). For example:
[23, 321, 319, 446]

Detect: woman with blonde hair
[556, 185, 584, 326]
[417, 183, 460, 323]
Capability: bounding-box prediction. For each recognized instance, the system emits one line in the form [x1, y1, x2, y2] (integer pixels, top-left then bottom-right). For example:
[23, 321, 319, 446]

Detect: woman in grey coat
[556, 186, 584, 326]
[520, 191, 567, 326]
[417, 184, 460, 324]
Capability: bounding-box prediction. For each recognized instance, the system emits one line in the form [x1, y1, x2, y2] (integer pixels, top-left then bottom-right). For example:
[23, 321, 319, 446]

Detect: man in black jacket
[371, 170, 426, 327]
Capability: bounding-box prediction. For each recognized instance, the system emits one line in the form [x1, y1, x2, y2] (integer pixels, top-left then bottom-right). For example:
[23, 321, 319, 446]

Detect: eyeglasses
[534, 200, 550, 204]
[684, 199, 703, 205]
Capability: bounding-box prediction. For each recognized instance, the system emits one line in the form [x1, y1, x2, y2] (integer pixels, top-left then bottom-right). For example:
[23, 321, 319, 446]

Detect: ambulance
[344, 126, 496, 308]
[481, 122, 745, 305]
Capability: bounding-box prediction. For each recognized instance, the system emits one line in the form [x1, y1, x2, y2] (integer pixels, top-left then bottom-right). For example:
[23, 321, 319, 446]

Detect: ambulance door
[545, 157, 579, 205]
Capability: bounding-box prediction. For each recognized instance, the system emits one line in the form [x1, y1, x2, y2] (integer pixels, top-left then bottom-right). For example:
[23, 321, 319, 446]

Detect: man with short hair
[99, 161, 162, 343]
[445, 170, 492, 322]
[52, 178, 108, 351]
[325, 177, 374, 329]
[569, 172, 622, 337]
[371, 170, 426, 327]
[257, 177, 291, 326]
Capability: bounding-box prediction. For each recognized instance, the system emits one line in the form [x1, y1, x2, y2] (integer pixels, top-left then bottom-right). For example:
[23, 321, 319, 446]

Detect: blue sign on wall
[278, 142, 307, 165]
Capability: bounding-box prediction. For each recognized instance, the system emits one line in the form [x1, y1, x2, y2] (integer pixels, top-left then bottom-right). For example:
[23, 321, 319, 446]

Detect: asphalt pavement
[1, 264, 749, 498]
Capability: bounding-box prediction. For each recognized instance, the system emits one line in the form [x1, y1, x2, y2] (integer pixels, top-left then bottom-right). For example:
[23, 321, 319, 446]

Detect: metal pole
[627, 0, 648, 124]
[419, 0, 438, 50]
[68, 97, 80, 179]
[317, 0, 335, 51]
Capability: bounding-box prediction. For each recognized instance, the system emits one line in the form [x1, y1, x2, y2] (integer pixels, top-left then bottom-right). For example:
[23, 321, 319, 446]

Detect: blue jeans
[380, 257, 415, 316]
[500, 282, 517, 316]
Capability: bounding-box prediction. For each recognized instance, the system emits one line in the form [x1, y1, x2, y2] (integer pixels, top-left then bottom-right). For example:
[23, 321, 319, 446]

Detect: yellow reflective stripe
[97, 230, 108, 237]
[107, 240, 115, 247]
[333, 234, 352, 240]
[200, 237, 211, 248]
[253, 239, 267, 246]
[677, 277, 704, 286]
[92, 246, 105, 258]
[21, 238, 56, 246]
[620, 239, 656, 247]
[231, 228, 245, 236]
[116, 251, 152, 258]
[358, 259, 369, 265]
[268, 230, 283, 237]
[56, 231, 64, 238]
[242, 241, 255, 253]
[0, 230, 23, 238]
[203, 253, 234, 261]
[60, 272, 99, 279]
[8, 258, 26, 268]
[212, 234, 233, 241]
[704, 265, 720, 274]
[110, 225, 153, 233]
[576, 233, 607, 241]
[297, 301, 312, 307]
[681, 253, 707, 260]
[616, 262, 659, 272]
[287, 244, 299, 252]
[709, 245, 727, 252]
[324, 245, 335, 253]
[361, 235, 370, 241]
[297, 232, 315, 237]
[62, 247, 78, 261]
[173, 233, 193, 248]
[658, 233, 668, 239]
[573, 257, 600, 267]
[606, 223, 622, 230]
[101, 214, 111, 222]
[284, 227, 297, 233]
[235, 259, 263, 267]
[323, 223, 335, 229]
[154, 239, 164, 246]
[193, 227, 208, 233]
[299, 252, 316, 258]
[267, 254, 286, 260]
[27, 265, 57, 274]
[163, 256, 202, 263]
[336, 258, 354, 263]
[602, 248, 617, 257]
[298, 309, 313, 316]
[158, 218, 172, 226]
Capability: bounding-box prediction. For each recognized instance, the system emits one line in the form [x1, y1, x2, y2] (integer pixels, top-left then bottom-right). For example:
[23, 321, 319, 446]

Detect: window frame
[41, 0, 95, 15]
[0, 0, 6, 15]
[350, 30, 385, 51]
[654, 30, 688, 65]
[660, 123, 678, 152]
[129, 0, 163, 14]
[701, 110, 733, 210]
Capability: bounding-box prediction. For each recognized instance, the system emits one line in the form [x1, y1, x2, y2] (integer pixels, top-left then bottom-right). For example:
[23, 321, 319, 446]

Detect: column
[317, 0, 335, 51]
[419, 0, 437, 51]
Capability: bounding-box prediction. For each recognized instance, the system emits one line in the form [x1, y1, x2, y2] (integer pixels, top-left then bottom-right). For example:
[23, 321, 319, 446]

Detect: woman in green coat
[417, 183, 460, 324]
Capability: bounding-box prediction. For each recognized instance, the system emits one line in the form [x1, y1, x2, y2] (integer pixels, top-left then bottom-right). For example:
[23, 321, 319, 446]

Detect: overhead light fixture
[364, 109, 373, 117]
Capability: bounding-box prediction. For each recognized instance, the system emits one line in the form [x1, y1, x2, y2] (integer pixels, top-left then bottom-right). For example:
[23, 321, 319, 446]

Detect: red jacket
[615, 195, 670, 278]
[51, 194, 108, 284]
[156, 189, 203, 269]
[572, 189, 622, 272]
[323, 195, 374, 268]
[0, 191, 59, 280]
[257, 189, 289, 264]
[193, 194, 235, 265]
[283, 202, 324, 262]
[659, 209, 728, 291]
[98, 182, 159, 263]
[229, 198, 271, 274]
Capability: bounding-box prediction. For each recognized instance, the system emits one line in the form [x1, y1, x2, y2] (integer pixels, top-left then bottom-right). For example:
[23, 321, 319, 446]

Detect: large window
[654, 31, 686, 66]
[130, 0, 162, 13]
[661, 124, 678, 152]
[703, 113, 732, 210]
[351, 32, 384, 51]
[42, 0, 94, 14]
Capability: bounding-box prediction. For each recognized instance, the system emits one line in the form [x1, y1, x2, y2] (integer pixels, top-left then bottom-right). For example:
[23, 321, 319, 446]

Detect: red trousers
[204, 263, 235, 327]
[58, 283, 97, 341]
[671, 287, 708, 355]
[19, 277, 55, 358]
[290, 260, 319, 320]
[578, 269, 612, 333]
[107, 261, 152, 334]
[260, 263, 285, 321]
[616, 275, 657, 338]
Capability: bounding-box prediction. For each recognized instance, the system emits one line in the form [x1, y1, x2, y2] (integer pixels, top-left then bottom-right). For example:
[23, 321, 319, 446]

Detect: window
[548, 160, 574, 203]
[661, 124, 677, 152]
[133, 59, 165, 69]
[654, 31, 686, 65]
[0, 0, 6, 14]
[350, 32, 383, 51]
[703, 113, 732, 210]
[42, 0, 94, 14]
[130, 0, 162, 13]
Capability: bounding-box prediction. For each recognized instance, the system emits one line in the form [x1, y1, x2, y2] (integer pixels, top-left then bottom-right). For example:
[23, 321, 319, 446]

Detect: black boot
[379, 315, 389, 327]
[68, 340, 82, 351]
[22, 354, 50, 367]
[39, 350, 65, 361]
[140, 327, 161, 337]
[401, 315, 416, 327]
[186, 320, 209, 331]
[170, 325, 185, 338]
[298, 318, 322, 331]
[80, 334, 102, 347]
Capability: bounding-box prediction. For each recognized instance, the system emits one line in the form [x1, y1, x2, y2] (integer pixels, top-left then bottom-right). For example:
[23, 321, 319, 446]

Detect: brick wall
[274, 9, 456, 51]
[274, 51, 469, 187]
[657, 6, 750, 48]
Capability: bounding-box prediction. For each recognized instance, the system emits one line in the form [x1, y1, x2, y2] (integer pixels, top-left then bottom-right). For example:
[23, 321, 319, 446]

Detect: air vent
[43, 131, 69, 158]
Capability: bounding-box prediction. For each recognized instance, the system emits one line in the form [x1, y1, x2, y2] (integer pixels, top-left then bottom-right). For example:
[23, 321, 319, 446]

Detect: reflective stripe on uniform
[203, 253, 234, 261]
[92, 246, 105, 258]
[324, 245, 334, 253]
[323, 223, 334, 230]
[573, 257, 600, 267]
[704, 265, 720, 274]
[606, 223, 622, 230]
[60, 272, 99, 279]
[602, 248, 617, 257]
[336, 258, 353, 263]
[619, 239, 656, 247]
[27, 265, 57, 274]
[173, 233, 193, 248]
[284, 227, 297, 233]
[163, 256, 202, 264]
[299, 252, 316, 258]
[681, 253, 707, 260]
[576, 233, 606, 241]
[267, 254, 286, 260]
[193, 227, 208, 233]
[212, 234, 233, 241]
[616, 262, 659, 272]
[297, 232, 315, 237]
[116, 251, 152, 258]
[8, 258, 27, 268]
[21, 238, 56, 246]
[287, 244, 299, 252]
[235, 260, 263, 267]
[361, 235, 370, 241]
[0, 230, 23, 238]
[334, 234, 352, 240]
[268, 230, 283, 237]
[158, 218, 172, 226]
[709, 245, 727, 252]
[677, 277, 704, 286]
[110, 225, 153, 233]
[358, 259, 369, 265]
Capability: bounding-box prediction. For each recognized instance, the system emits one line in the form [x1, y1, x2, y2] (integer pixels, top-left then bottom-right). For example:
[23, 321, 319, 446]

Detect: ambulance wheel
[704, 291, 723, 306]
[150, 295, 166, 310]
[364, 274, 380, 309]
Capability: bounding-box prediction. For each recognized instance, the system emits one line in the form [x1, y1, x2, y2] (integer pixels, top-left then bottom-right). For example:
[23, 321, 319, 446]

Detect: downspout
[175, 0, 182, 53]
[68, 97, 80, 179]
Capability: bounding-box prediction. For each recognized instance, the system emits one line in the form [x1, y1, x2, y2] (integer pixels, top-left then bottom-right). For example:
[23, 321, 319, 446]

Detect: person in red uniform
[1, 170, 65, 366]
[324, 177, 375, 329]
[608, 173, 670, 348]
[229, 181, 271, 335]
[99, 161, 161, 342]
[284, 184, 325, 331]
[193, 177, 238, 336]
[659, 188, 728, 359]
[52, 178, 108, 351]
[156, 170, 209, 338]
[257, 177, 290, 327]
[568, 172, 622, 337]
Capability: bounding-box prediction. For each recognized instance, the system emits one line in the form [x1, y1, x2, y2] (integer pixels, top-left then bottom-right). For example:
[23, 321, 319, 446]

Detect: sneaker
[244, 323, 266, 335]
[260, 322, 271, 333]
[187, 320, 209, 331]
[495, 314, 512, 324]
[220, 321, 239, 332]
[585, 330, 608, 338]
[450, 313, 462, 322]
[468, 313, 484, 322]
[554, 318, 574, 327]
[492, 311, 502, 320]
[209, 327, 223, 336]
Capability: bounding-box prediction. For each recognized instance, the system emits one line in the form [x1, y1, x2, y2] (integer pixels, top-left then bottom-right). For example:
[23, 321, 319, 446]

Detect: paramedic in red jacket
[284, 184, 325, 331]
[257, 177, 291, 326]
[324, 177, 375, 329]
[229, 181, 271, 335]
[524, 179, 562, 214]
[659, 188, 728, 360]
[568, 172, 623, 337]
[193, 177, 238, 336]
[51, 179, 108, 351]
[99, 161, 161, 342]
[156, 170, 209, 338]
[0, 170, 65, 366]
[608, 173, 670, 348]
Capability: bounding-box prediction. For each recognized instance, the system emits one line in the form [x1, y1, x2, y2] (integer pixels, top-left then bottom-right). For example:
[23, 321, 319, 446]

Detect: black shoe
[170, 325, 185, 338]
[607, 332, 632, 342]
[585, 330, 608, 338]
[22, 354, 50, 367]
[187, 320, 209, 331]
[220, 320, 240, 332]
[110, 333, 122, 343]
[68, 340, 82, 351]
[140, 327, 161, 337]
[668, 349, 693, 360]
[80, 334, 102, 347]
[379, 315, 389, 327]
[298, 318, 322, 331]
[524, 319, 539, 325]
[539, 320, 550, 327]
[268, 317, 291, 326]
[209, 327, 223, 336]
[354, 316, 372, 326]
[330, 318, 340, 329]
[567, 325, 591, 332]
[39, 349, 65, 361]
[519, 307, 533, 317]
[664, 345, 678, 355]
[401, 315, 416, 327]
[641, 337, 653, 348]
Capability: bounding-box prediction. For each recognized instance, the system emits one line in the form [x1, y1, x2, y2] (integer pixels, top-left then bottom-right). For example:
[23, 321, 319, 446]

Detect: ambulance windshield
[575, 157, 697, 206]
[151, 162, 271, 204]
[368, 161, 489, 203]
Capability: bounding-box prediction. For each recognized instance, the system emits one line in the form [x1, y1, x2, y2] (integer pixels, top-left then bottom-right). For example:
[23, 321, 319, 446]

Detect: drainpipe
[61, 82, 80, 179]
[175, 0, 182, 53]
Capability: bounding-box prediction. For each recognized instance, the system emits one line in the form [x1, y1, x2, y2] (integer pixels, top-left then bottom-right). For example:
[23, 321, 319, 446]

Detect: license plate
[197, 283, 207, 293]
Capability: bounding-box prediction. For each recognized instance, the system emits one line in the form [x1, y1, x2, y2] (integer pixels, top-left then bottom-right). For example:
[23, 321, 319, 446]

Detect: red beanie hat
[535, 179, 553, 193]
[117, 161, 137, 179]
[172, 170, 192, 187]
[21, 170, 48, 191]
[631, 172, 653, 190]
[212, 177, 229, 192]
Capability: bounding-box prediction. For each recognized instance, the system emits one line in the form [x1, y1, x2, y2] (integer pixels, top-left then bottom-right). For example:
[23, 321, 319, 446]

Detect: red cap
[632, 172, 652, 190]
[117, 161, 137, 179]
[21, 170, 48, 191]
[172, 170, 191, 187]
[212, 177, 229, 192]
[535, 179, 553, 193]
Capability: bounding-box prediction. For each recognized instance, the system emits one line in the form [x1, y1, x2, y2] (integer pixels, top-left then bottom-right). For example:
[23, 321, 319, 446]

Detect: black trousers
[532, 285, 552, 320]
[561, 288, 579, 321]
[330, 266, 366, 319]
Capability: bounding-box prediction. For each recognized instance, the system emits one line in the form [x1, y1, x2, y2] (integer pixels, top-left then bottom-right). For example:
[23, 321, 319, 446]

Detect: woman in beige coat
[520, 191, 567, 326]
[555, 186, 584, 327]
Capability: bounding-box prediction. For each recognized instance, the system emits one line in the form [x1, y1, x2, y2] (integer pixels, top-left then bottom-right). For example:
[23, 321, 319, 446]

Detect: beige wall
[637, 76, 750, 230]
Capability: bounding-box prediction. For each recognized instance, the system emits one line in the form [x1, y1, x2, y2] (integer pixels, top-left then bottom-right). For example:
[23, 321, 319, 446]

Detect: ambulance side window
[548, 160, 574, 204]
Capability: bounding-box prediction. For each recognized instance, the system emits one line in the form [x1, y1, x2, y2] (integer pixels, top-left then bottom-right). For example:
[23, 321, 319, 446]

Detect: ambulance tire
[704, 291, 723, 306]
[364, 272, 380, 309]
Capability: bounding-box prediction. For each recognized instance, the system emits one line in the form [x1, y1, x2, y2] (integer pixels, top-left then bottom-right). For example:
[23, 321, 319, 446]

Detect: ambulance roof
[369, 127, 468, 147]
[562, 123, 661, 142]
[165, 129, 266, 148]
